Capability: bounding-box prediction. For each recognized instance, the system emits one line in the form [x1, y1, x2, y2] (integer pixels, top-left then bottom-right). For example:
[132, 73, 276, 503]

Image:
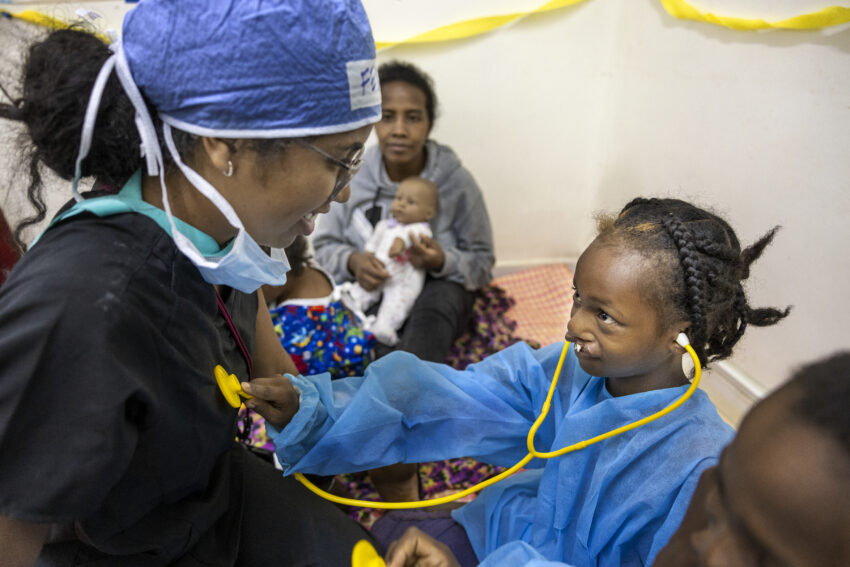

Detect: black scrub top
[0, 210, 257, 565]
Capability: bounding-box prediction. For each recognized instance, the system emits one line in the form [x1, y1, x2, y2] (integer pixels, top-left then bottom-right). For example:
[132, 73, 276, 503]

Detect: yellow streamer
[661, 0, 850, 31]
[1, 9, 70, 30]
[375, 0, 590, 49]
[2, 9, 112, 42]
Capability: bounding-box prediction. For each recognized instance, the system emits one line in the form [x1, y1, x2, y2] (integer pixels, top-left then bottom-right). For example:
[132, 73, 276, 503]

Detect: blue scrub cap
[121, 0, 381, 138]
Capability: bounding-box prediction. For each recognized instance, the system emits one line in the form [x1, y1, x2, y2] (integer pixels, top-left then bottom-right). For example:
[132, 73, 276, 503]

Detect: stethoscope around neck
[215, 333, 702, 509]
[215, 334, 701, 567]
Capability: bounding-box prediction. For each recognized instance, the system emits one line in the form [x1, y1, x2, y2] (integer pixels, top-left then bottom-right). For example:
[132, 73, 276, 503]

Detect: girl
[0, 1, 380, 564]
[248, 197, 790, 567]
[390, 352, 850, 567]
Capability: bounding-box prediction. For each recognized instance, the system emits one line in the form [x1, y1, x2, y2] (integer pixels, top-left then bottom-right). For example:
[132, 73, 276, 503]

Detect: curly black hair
[0, 27, 290, 248]
[378, 60, 439, 127]
[597, 197, 791, 366]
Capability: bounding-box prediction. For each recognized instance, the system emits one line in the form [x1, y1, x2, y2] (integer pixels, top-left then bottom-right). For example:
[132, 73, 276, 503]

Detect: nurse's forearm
[0, 516, 48, 567]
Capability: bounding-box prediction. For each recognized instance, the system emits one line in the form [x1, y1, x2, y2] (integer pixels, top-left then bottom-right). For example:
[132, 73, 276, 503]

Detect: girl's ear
[668, 321, 692, 355]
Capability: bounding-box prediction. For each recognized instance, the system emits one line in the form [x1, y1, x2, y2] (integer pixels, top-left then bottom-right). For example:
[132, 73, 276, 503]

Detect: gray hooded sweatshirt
[313, 140, 494, 290]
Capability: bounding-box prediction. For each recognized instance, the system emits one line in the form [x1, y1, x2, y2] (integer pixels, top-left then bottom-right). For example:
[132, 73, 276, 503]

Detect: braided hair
[598, 197, 791, 366]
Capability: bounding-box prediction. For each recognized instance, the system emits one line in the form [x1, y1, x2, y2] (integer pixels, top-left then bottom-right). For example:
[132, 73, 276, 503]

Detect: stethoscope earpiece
[676, 332, 690, 348]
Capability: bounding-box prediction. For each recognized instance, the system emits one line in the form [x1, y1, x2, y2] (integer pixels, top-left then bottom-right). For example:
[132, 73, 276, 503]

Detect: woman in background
[313, 60, 495, 364]
[313, 59, 496, 503]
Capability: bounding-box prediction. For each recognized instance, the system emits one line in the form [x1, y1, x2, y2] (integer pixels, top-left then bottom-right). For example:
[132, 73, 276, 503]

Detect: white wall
[2, 0, 849, 400]
[373, 0, 850, 397]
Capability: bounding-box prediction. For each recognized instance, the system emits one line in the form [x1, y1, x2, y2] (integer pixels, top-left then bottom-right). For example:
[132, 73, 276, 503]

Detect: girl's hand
[408, 235, 444, 272]
[385, 527, 461, 567]
[241, 375, 299, 429]
[349, 251, 390, 291]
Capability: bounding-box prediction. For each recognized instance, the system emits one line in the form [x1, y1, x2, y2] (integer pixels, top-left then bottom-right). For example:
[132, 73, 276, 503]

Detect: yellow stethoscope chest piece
[351, 540, 385, 567]
[214, 365, 252, 408]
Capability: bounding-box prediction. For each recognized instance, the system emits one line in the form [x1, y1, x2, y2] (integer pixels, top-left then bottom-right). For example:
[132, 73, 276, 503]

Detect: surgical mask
[160, 123, 290, 293]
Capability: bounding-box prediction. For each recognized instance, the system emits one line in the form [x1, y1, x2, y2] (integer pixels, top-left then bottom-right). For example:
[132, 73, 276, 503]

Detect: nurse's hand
[408, 235, 444, 272]
[385, 527, 461, 567]
[241, 375, 299, 429]
[349, 251, 389, 291]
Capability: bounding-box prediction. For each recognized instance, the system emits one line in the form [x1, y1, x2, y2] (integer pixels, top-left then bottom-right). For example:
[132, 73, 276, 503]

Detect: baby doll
[342, 177, 438, 346]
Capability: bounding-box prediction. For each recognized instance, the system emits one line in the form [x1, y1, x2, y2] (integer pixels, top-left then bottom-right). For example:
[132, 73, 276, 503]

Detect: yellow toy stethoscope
[216, 334, 701, 567]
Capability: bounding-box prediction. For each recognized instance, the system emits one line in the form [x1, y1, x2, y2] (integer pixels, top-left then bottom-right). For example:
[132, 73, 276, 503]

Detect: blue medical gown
[271, 342, 734, 566]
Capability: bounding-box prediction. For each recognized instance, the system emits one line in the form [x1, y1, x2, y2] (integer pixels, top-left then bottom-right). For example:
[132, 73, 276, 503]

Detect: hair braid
[704, 284, 749, 361]
[692, 236, 739, 262]
[602, 197, 791, 367]
[662, 217, 709, 360]
[619, 197, 655, 216]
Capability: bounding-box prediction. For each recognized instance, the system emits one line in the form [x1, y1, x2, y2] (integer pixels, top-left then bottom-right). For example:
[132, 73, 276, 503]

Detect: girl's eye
[572, 287, 580, 302]
[597, 311, 615, 324]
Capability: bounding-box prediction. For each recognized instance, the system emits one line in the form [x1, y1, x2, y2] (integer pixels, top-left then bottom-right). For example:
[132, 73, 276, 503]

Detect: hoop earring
[224, 160, 234, 177]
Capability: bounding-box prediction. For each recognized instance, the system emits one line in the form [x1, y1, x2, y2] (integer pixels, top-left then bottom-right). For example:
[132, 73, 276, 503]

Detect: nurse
[0, 1, 380, 565]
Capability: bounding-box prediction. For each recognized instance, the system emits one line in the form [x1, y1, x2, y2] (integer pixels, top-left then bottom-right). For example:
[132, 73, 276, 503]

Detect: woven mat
[492, 264, 574, 347]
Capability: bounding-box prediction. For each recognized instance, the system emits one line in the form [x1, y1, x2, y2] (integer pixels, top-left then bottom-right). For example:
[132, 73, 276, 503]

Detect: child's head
[600, 197, 789, 364]
[566, 197, 789, 394]
[390, 177, 438, 224]
[654, 352, 850, 567]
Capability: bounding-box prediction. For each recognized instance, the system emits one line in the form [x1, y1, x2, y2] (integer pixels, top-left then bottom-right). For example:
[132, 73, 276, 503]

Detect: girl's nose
[565, 307, 590, 340]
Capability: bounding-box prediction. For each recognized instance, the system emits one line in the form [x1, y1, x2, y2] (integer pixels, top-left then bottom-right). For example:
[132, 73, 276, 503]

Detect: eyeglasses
[295, 139, 365, 202]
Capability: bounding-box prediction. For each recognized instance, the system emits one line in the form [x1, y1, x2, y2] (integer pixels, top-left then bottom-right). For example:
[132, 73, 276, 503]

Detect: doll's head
[390, 177, 438, 224]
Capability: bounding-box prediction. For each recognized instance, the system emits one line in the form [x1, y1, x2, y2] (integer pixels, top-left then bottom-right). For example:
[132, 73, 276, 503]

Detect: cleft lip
[563, 332, 583, 344]
[564, 334, 598, 359]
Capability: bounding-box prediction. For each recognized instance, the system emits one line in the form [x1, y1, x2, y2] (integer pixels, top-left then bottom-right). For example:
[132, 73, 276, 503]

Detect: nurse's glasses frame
[294, 139, 365, 201]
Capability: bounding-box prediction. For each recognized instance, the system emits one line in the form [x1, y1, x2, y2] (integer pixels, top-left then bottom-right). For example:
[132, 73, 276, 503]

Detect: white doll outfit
[343, 219, 432, 345]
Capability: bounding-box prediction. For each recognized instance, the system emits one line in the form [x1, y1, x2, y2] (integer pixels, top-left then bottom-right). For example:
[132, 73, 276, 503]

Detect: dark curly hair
[597, 197, 791, 366]
[0, 27, 290, 248]
[378, 60, 439, 127]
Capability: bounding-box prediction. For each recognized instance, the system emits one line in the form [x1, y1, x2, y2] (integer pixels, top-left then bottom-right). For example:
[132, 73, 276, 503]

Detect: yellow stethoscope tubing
[294, 338, 702, 509]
